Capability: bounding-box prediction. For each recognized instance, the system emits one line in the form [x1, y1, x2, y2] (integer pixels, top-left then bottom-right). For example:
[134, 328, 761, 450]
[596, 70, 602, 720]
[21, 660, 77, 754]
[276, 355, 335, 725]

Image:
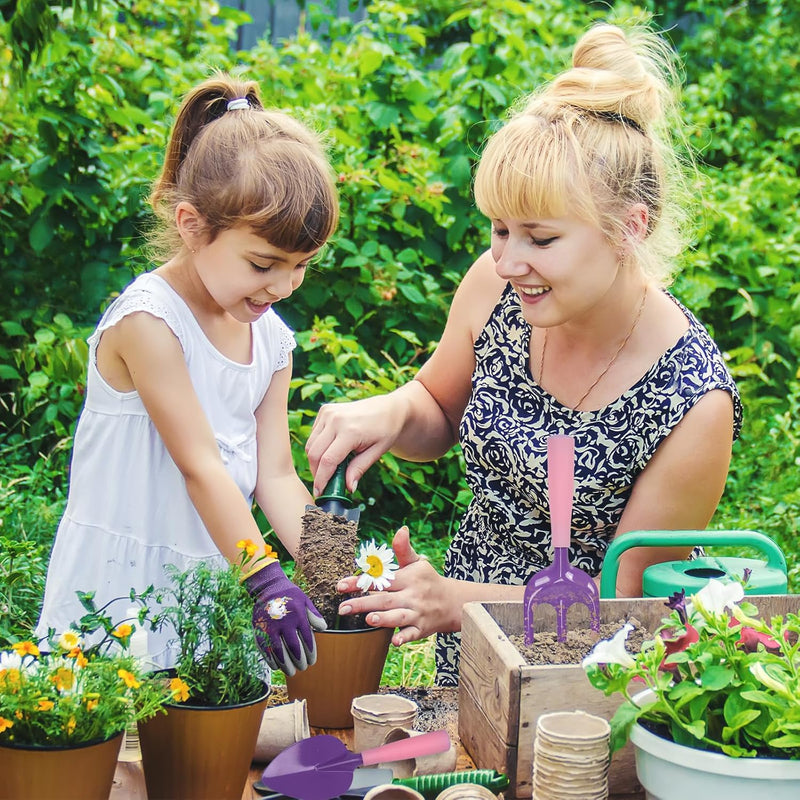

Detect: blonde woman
[307, 23, 741, 685]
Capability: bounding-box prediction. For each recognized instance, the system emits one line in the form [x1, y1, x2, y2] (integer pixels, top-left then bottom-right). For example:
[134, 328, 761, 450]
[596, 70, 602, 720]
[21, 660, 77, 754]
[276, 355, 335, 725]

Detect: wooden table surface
[110, 725, 476, 800]
[110, 732, 643, 800]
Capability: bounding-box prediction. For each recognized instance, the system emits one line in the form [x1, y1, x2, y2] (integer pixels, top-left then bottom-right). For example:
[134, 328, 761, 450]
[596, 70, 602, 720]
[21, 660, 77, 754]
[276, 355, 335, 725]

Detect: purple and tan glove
[244, 561, 327, 677]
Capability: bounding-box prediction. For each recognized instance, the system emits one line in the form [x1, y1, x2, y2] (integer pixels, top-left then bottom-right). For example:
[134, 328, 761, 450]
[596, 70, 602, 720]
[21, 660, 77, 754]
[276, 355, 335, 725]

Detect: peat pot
[0, 732, 123, 800]
[138, 684, 269, 800]
[286, 626, 393, 728]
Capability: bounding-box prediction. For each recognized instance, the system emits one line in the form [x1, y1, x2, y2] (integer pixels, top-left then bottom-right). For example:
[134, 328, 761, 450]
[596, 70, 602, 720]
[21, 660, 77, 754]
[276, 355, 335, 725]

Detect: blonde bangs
[474, 116, 594, 224]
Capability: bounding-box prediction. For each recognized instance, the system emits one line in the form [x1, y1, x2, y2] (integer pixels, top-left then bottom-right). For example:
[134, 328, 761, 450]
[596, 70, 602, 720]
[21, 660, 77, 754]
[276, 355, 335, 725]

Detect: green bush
[1, 0, 799, 636]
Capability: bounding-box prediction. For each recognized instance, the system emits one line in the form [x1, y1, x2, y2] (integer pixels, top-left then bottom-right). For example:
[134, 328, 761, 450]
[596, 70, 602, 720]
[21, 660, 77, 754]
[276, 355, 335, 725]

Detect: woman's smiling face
[489, 213, 622, 328]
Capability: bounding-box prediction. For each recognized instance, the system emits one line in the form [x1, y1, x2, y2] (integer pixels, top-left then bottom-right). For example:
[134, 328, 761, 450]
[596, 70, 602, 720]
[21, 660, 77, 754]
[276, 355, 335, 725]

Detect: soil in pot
[507, 616, 653, 665]
[294, 505, 369, 629]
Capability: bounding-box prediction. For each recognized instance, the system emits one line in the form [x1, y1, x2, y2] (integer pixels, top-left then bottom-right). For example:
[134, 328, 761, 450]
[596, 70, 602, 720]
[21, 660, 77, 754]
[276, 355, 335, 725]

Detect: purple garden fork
[523, 434, 600, 644]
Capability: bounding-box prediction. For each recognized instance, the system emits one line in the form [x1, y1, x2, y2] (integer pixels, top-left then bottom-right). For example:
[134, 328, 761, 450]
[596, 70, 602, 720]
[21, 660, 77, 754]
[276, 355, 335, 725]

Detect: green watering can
[599, 530, 788, 599]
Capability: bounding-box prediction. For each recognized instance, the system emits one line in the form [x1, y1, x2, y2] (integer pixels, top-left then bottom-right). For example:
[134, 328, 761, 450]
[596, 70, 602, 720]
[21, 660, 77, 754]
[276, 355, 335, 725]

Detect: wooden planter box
[458, 596, 800, 800]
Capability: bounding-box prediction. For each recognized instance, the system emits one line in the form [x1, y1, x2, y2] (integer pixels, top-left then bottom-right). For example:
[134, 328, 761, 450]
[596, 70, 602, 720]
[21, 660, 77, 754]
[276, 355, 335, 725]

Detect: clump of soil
[508, 617, 652, 665]
[294, 505, 368, 630]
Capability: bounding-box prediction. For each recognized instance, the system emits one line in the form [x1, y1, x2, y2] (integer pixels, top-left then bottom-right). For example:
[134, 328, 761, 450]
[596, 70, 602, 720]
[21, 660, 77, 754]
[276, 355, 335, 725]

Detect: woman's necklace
[537, 286, 648, 411]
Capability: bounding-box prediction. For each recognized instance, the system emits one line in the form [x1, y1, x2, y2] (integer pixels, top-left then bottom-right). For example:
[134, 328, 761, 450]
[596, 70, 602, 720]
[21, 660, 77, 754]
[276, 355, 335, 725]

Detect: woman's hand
[335, 526, 462, 646]
[306, 393, 407, 496]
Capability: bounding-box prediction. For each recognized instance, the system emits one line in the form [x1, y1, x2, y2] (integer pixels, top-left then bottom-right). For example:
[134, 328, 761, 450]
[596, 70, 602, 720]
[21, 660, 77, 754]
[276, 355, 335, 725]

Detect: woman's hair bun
[542, 23, 678, 132]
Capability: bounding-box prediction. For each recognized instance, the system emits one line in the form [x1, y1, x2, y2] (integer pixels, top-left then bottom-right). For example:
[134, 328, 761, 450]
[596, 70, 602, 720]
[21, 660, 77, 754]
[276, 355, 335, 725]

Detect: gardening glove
[244, 561, 327, 677]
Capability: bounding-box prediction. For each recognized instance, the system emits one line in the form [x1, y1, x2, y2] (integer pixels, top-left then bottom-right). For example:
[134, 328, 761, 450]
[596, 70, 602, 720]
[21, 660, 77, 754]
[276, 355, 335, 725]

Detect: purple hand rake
[523, 435, 600, 644]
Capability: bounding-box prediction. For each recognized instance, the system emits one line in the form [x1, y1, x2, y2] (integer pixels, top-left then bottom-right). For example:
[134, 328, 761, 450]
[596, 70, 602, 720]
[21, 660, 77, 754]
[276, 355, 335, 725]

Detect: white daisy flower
[355, 540, 398, 592]
[58, 630, 82, 651]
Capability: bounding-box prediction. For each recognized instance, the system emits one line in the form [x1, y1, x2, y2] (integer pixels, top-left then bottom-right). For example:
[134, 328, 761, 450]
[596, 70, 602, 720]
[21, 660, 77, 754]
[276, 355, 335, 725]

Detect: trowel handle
[360, 729, 450, 767]
[547, 435, 575, 549]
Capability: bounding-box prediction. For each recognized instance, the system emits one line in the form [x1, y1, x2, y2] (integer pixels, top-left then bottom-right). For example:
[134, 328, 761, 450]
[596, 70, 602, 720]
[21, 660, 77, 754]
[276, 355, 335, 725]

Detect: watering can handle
[599, 530, 787, 599]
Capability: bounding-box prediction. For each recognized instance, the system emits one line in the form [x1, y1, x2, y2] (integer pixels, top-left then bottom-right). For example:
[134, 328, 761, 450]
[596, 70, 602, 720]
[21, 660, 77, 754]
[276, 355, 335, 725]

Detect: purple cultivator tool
[523, 435, 600, 644]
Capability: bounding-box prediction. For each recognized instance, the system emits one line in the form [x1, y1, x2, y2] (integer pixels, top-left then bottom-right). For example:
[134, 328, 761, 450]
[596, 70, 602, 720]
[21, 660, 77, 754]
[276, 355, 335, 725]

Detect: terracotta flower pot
[0, 732, 122, 800]
[286, 626, 393, 728]
[138, 685, 269, 800]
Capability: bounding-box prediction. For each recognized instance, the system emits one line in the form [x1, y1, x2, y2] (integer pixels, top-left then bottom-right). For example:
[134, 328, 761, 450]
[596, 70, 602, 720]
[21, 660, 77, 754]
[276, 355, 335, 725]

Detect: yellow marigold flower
[263, 544, 279, 560]
[169, 677, 190, 703]
[12, 641, 39, 657]
[118, 669, 140, 689]
[112, 623, 133, 639]
[0, 716, 13, 733]
[65, 716, 76, 734]
[14, 710, 23, 720]
[37, 698, 55, 712]
[0, 667, 21, 690]
[236, 539, 258, 558]
[74, 651, 88, 667]
[85, 698, 99, 712]
[51, 667, 75, 692]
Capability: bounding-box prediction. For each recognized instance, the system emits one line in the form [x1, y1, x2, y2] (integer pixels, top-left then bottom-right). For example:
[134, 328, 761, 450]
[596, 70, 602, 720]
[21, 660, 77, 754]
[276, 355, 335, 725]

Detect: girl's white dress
[35, 273, 296, 666]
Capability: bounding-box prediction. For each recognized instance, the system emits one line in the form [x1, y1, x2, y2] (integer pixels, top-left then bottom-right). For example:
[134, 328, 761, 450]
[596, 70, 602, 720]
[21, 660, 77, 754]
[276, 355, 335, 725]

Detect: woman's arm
[307, 250, 505, 495]
[252, 356, 315, 559]
[110, 311, 268, 566]
[606, 388, 736, 596]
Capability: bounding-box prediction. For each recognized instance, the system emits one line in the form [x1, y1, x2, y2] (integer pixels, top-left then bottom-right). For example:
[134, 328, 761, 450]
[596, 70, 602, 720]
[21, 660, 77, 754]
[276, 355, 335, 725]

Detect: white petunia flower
[581, 623, 636, 669]
[691, 578, 744, 616]
[355, 540, 398, 592]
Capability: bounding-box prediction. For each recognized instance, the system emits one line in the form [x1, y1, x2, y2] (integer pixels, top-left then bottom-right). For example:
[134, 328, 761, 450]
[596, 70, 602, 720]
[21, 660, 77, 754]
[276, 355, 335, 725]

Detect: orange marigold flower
[12, 641, 39, 657]
[85, 698, 99, 712]
[37, 698, 55, 712]
[169, 677, 190, 703]
[118, 669, 140, 689]
[0, 717, 13, 733]
[14, 710, 23, 720]
[112, 623, 133, 639]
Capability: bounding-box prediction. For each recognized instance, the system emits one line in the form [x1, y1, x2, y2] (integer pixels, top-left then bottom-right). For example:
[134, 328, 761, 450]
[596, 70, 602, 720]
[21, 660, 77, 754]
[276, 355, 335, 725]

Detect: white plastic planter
[630, 719, 800, 800]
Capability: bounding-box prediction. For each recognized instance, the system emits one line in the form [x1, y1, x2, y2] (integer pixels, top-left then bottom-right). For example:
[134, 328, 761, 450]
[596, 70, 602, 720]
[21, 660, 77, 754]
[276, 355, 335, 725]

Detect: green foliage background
[2, 0, 799, 648]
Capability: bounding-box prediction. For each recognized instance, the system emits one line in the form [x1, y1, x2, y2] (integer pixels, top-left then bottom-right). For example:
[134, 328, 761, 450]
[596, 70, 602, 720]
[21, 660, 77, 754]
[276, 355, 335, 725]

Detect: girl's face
[194, 226, 320, 322]
[489, 213, 622, 328]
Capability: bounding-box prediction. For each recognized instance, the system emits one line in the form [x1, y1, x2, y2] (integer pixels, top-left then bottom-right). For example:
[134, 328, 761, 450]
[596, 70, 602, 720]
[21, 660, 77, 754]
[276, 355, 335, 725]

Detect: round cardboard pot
[138, 685, 269, 800]
[286, 627, 393, 728]
[0, 732, 122, 800]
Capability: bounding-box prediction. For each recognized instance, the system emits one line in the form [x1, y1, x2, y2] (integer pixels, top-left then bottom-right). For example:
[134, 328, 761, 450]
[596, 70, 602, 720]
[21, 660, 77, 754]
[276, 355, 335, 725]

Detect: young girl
[307, 22, 742, 685]
[36, 74, 338, 676]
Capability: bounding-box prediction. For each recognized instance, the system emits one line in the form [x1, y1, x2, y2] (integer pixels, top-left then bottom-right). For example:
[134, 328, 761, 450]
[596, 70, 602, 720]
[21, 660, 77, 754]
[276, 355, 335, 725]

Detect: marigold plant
[0, 622, 175, 747]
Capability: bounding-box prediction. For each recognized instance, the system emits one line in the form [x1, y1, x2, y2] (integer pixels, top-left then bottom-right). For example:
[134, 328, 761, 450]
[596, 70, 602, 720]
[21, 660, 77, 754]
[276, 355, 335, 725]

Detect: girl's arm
[307, 250, 505, 495]
[110, 311, 267, 566]
[604, 388, 736, 597]
[252, 355, 314, 559]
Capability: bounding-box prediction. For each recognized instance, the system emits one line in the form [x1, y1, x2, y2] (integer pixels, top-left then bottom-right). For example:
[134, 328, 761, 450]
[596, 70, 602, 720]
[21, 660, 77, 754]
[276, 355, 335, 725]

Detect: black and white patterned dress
[435, 283, 742, 685]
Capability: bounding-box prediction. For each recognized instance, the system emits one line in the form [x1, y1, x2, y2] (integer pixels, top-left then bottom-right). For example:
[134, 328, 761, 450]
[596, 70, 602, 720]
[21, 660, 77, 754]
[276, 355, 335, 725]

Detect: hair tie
[593, 110, 645, 135]
[227, 97, 250, 112]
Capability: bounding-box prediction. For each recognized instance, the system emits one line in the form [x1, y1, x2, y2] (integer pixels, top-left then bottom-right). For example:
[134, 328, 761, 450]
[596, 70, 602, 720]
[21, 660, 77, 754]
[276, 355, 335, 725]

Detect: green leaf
[700, 665, 735, 690]
[29, 215, 54, 252]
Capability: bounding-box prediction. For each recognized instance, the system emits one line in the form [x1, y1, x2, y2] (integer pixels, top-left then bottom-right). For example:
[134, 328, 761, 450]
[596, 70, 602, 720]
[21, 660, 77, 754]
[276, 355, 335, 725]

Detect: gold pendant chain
[537, 286, 649, 411]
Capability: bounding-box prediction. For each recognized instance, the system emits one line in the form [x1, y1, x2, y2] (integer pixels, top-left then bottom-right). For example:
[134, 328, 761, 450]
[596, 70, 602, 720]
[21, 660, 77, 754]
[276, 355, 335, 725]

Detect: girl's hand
[335, 526, 460, 645]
